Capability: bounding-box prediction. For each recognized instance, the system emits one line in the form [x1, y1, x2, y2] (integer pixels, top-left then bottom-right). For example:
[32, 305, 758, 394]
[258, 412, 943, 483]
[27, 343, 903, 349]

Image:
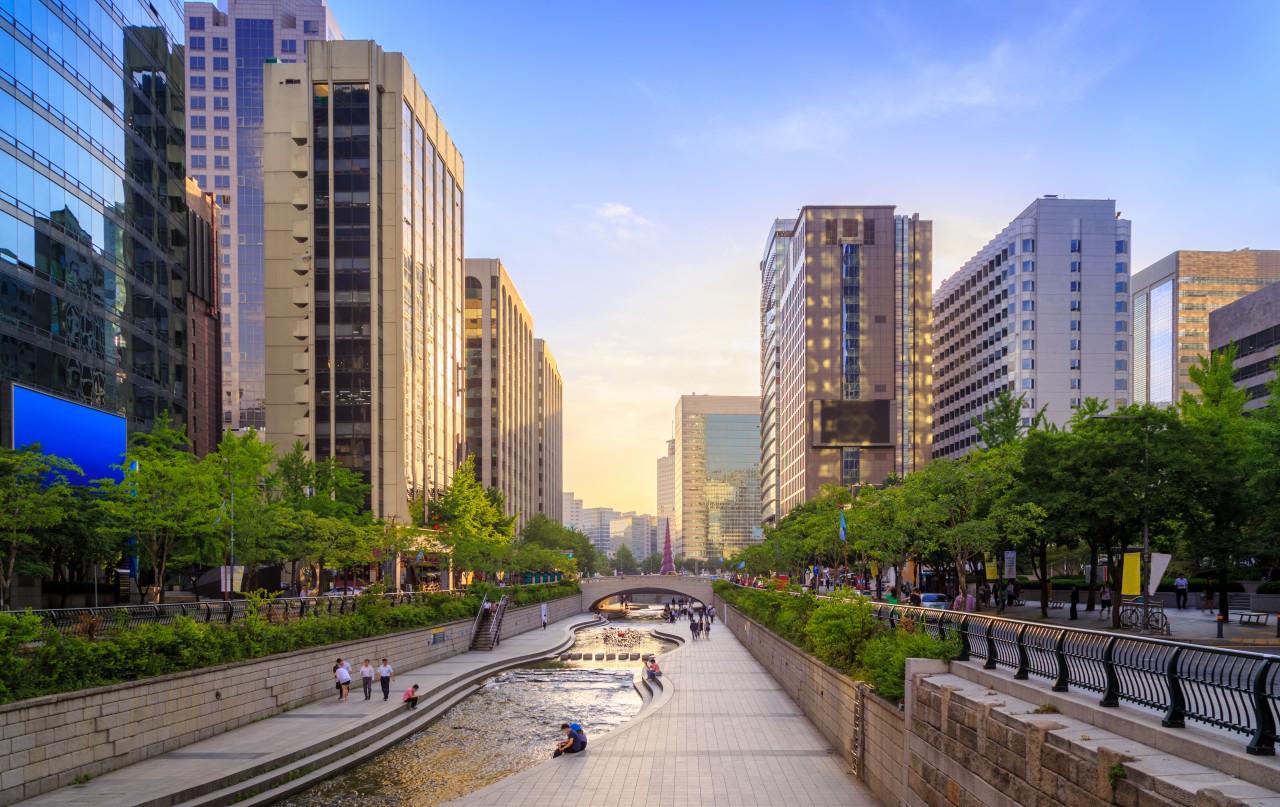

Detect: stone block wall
[0, 594, 582, 804]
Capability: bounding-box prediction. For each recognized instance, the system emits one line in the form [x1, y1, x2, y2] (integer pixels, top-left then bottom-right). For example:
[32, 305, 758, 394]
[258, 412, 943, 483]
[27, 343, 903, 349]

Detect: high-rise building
[765, 207, 932, 516]
[1, 2, 190, 433]
[610, 513, 654, 561]
[463, 258, 538, 523]
[656, 438, 675, 527]
[184, 0, 342, 432]
[186, 180, 224, 457]
[581, 506, 621, 555]
[535, 339, 563, 522]
[672, 395, 761, 562]
[1209, 282, 1280, 411]
[933, 198, 1132, 458]
[262, 41, 465, 523]
[759, 219, 791, 526]
[1132, 250, 1280, 405]
[561, 492, 584, 532]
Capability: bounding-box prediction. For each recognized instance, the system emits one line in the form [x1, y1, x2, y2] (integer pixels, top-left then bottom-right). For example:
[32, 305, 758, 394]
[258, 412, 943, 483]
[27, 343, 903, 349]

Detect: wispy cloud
[585, 202, 654, 242]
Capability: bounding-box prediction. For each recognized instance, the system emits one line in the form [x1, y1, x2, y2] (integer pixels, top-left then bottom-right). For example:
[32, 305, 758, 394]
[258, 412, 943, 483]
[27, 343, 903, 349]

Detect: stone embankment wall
[717, 596, 1280, 807]
[0, 595, 582, 804]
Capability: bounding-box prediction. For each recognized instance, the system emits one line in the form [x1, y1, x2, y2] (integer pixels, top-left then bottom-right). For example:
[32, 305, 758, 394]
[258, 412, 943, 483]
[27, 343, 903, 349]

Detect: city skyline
[316, 1, 1280, 514]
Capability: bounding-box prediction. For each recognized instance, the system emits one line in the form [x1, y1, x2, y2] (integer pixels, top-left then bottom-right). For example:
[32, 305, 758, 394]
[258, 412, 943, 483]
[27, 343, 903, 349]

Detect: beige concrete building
[262, 41, 466, 523]
[656, 438, 675, 527]
[535, 339, 564, 522]
[767, 207, 932, 518]
[1132, 250, 1280, 404]
[672, 394, 762, 562]
[1209, 282, 1280, 411]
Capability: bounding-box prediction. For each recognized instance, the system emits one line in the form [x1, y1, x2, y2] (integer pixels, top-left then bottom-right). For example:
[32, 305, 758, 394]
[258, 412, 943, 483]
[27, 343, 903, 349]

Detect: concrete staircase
[470, 595, 510, 651]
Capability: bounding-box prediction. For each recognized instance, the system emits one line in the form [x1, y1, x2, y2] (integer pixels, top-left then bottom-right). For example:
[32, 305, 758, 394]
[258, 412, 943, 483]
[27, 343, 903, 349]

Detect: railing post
[1014, 624, 1029, 679]
[955, 615, 970, 662]
[224, 601, 234, 624]
[1100, 636, 1120, 707]
[1052, 630, 1069, 692]
[1246, 659, 1276, 756]
[984, 619, 998, 669]
[1162, 646, 1186, 728]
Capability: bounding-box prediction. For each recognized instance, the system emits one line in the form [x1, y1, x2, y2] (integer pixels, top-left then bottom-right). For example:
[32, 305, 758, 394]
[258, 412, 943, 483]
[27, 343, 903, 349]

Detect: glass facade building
[1, 0, 190, 432]
[183, 0, 340, 431]
[672, 395, 762, 562]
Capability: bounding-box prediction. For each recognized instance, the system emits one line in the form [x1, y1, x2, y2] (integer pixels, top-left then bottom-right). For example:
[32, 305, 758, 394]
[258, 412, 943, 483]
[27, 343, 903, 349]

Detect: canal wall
[0, 594, 582, 804]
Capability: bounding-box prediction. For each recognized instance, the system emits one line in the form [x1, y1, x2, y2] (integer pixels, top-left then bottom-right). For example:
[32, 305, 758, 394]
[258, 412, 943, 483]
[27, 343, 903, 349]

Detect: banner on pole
[1002, 551, 1017, 579]
[985, 553, 999, 581]
[1122, 552, 1141, 596]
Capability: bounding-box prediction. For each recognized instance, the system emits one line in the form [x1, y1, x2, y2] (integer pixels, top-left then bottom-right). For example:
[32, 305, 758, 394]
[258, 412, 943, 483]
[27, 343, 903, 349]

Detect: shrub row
[713, 581, 956, 702]
[0, 581, 580, 704]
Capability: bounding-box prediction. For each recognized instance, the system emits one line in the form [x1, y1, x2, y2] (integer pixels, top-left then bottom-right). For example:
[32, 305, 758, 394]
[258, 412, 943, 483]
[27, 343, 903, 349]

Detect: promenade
[444, 620, 879, 807]
[15, 614, 600, 807]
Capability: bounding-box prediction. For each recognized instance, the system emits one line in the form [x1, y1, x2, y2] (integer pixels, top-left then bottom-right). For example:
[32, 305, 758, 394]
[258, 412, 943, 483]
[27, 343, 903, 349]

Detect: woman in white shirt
[334, 663, 351, 701]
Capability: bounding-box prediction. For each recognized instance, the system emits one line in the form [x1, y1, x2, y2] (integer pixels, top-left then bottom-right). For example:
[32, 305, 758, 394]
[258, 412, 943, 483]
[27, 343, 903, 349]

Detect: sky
[331, 0, 1280, 515]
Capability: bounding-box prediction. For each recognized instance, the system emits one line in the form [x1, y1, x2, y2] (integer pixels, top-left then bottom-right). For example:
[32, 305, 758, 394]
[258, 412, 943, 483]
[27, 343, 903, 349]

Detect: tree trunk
[1086, 544, 1098, 611]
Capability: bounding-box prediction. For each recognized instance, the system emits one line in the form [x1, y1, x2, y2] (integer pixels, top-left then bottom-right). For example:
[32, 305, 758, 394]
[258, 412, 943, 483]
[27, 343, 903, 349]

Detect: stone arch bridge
[579, 574, 715, 611]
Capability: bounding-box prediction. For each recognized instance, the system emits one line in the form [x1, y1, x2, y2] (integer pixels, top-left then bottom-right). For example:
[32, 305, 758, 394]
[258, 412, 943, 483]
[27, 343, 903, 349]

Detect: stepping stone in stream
[559, 654, 570, 661]
[594, 652, 605, 660]
[570, 653, 581, 660]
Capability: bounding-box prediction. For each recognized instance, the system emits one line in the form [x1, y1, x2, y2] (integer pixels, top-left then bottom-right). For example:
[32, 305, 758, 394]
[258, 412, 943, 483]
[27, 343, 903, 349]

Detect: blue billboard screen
[11, 386, 127, 485]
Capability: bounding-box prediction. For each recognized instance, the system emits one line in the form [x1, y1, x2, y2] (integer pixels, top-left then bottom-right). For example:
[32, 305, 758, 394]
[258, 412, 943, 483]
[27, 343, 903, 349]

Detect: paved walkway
[1001, 599, 1280, 650]
[17, 616, 597, 807]
[443, 623, 879, 807]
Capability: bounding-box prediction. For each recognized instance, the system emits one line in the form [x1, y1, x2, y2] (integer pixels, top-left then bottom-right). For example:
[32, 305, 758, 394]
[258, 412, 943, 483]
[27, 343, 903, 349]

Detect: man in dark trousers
[1069, 585, 1080, 620]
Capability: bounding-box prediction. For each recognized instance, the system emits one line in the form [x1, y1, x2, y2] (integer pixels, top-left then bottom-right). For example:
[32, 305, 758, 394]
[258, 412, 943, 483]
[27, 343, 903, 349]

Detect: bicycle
[1118, 605, 1169, 633]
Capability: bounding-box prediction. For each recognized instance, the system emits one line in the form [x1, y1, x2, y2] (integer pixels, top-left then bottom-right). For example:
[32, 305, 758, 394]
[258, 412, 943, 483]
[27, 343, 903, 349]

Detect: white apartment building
[758, 219, 790, 526]
[561, 492, 584, 532]
[933, 198, 1132, 458]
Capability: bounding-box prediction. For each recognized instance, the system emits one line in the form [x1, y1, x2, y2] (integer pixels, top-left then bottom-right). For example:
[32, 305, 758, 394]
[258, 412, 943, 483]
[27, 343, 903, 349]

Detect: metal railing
[870, 602, 1279, 756]
[489, 595, 510, 646]
[470, 592, 490, 641]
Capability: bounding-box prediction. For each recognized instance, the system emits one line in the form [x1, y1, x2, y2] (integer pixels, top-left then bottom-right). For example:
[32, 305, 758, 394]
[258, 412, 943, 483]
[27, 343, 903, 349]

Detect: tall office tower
[262, 42, 465, 523]
[672, 395, 762, 562]
[186, 180, 224, 457]
[463, 258, 536, 523]
[184, 0, 342, 432]
[581, 506, 620, 555]
[1, 4, 190, 433]
[933, 198, 1132, 458]
[656, 438, 675, 527]
[561, 492, 584, 532]
[610, 513, 654, 561]
[534, 339, 563, 522]
[1210, 283, 1280, 411]
[1131, 250, 1280, 405]
[759, 219, 791, 527]
[768, 207, 932, 517]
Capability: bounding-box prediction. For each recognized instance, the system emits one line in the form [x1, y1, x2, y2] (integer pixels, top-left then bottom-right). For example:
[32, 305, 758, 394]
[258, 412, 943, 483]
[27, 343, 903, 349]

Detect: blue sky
[330, 0, 1280, 514]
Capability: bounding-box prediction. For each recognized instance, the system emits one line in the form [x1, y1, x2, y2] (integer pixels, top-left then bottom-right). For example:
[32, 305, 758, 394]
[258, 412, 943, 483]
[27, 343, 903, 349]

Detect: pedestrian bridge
[579, 574, 714, 610]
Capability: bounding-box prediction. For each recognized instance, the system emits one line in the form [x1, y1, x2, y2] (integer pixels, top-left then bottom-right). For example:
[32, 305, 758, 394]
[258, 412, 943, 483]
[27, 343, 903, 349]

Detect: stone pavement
[15, 614, 599, 807]
[1003, 598, 1280, 650]
[443, 623, 880, 807]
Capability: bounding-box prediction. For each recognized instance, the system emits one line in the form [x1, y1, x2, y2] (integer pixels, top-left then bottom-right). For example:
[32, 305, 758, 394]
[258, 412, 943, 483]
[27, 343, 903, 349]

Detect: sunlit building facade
[262, 41, 465, 523]
[535, 339, 563, 522]
[185, 180, 223, 457]
[561, 492, 584, 532]
[1132, 250, 1280, 405]
[933, 198, 1132, 458]
[184, 0, 341, 431]
[582, 506, 622, 555]
[1, 2, 190, 432]
[656, 438, 675, 528]
[672, 395, 761, 562]
[767, 207, 932, 517]
[759, 219, 790, 526]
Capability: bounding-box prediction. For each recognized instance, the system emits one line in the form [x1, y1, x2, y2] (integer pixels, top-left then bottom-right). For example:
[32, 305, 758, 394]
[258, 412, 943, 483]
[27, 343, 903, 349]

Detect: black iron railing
[871, 602, 1278, 756]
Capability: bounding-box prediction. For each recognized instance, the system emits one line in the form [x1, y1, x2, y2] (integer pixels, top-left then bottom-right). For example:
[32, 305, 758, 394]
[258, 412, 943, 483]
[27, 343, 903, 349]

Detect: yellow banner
[985, 553, 999, 581]
[1122, 552, 1141, 596]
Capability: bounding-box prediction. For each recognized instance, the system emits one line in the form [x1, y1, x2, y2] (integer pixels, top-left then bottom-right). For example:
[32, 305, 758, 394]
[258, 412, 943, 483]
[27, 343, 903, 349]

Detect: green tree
[0, 446, 80, 609]
[205, 430, 278, 579]
[613, 544, 639, 574]
[426, 456, 516, 578]
[641, 552, 663, 574]
[974, 390, 1045, 449]
[519, 514, 596, 575]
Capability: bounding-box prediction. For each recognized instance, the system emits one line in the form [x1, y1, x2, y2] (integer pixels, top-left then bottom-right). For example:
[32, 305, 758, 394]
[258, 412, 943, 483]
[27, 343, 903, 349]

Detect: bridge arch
[579, 575, 715, 611]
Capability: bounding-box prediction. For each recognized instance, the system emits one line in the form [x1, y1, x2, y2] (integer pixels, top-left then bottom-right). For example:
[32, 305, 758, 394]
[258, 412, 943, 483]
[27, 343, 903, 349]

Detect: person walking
[1098, 584, 1112, 620]
[1069, 585, 1080, 620]
[334, 663, 351, 701]
[1174, 575, 1189, 610]
[377, 658, 394, 701]
[541, 602, 548, 630]
[689, 618, 698, 641]
[1200, 587, 1214, 616]
[359, 659, 374, 700]
[703, 618, 712, 640]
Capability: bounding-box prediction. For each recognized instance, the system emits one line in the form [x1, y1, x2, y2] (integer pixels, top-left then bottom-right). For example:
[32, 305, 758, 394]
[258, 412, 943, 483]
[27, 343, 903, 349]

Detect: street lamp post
[1092, 415, 1151, 635]
[223, 464, 236, 602]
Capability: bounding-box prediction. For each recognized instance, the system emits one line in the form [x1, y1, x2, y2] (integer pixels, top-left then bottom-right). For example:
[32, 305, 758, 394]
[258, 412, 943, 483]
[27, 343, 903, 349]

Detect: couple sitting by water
[553, 723, 588, 758]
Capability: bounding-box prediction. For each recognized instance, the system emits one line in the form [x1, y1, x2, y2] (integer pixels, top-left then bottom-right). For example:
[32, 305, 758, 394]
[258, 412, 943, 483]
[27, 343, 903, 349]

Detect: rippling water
[279, 628, 673, 807]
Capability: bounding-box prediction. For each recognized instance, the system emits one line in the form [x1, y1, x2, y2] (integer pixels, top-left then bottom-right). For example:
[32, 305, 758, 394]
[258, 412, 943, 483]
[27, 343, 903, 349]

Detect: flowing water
[278, 628, 674, 807]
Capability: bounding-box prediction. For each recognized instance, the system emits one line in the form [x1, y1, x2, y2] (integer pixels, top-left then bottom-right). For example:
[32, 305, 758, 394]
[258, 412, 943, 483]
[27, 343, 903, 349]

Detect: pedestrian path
[1006, 599, 1280, 649]
[16, 615, 600, 807]
[443, 621, 880, 807]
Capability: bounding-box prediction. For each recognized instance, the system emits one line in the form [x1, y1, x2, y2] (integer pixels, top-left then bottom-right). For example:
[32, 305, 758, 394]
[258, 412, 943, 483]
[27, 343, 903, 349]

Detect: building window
[213, 37, 229, 51]
[1022, 300, 1035, 312]
[304, 19, 321, 33]
[1116, 240, 1127, 254]
[1022, 238, 1035, 252]
[215, 155, 230, 169]
[190, 96, 206, 109]
[1070, 281, 1082, 292]
[189, 15, 205, 29]
[1071, 398, 1082, 407]
[1115, 320, 1127, 332]
[1116, 378, 1129, 391]
[190, 135, 206, 149]
[1115, 262, 1127, 274]
[1115, 359, 1128, 371]
[214, 96, 229, 110]
[190, 56, 206, 71]
[1070, 358, 1081, 370]
[1022, 319, 1035, 331]
[1070, 300, 1082, 311]
[281, 39, 298, 53]
[215, 175, 230, 189]
[1116, 300, 1128, 313]
[1115, 281, 1128, 293]
[1070, 378, 1082, 389]
[190, 75, 206, 90]
[191, 115, 207, 129]
[1022, 260, 1034, 273]
[214, 76, 229, 91]
[214, 116, 230, 130]
[1022, 358, 1035, 370]
[1070, 261, 1082, 272]
[1022, 378, 1035, 390]
[193, 174, 207, 187]
[1021, 339, 1034, 350]
[1070, 320, 1081, 331]
[189, 36, 205, 50]
[1021, 280, 1034, 292]
[215, 136, 230, 149]
[191, 155, 207, 169]
[213, 57, 229, 71]
[1115, 340, 1127, 352]
[1070, 239, 1082, 253]
[1070, 339, 1081, 350]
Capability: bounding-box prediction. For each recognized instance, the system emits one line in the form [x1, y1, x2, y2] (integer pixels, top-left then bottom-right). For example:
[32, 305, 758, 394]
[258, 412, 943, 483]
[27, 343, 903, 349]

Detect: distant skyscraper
[262, 41, 465, 522]
[933, 198, 1132, 458]
[185, 180, 224, 458]
[1, 4, 190, 434]
[535, 339, 563, 522]
[610, 513, 654, 560]
[561, 492, 584, 532]
[582, 507, 622, 555]
[764, 207, 932, 517]
[184, 0, 342, 431]
[1132, 250, 1280, 405]
[656, 438, 675, 525]
[672, 395, 762, 562]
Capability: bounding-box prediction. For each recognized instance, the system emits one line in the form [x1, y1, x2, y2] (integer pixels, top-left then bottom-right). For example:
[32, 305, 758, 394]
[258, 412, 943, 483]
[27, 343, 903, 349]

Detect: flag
[737, 560, 746, 569]
[839, 511, 848, 543]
